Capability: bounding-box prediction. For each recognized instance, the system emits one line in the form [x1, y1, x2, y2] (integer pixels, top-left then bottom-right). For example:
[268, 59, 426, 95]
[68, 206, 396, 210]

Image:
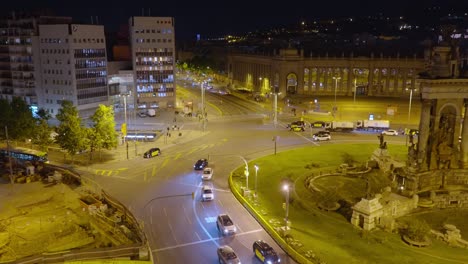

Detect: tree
[32, 108, 54, 151]
[88, 105, 118, 160]
[55, 101, 87, 161]
[0, 98, 12, 139]
[7, 97, 36, 141]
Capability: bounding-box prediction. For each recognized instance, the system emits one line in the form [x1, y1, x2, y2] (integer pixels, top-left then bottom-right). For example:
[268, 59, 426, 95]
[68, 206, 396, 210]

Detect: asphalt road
[76, 84, 410, 264]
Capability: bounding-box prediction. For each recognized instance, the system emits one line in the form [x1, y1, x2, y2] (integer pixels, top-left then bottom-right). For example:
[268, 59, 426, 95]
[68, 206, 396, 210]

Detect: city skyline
[1, 0, 466, 40]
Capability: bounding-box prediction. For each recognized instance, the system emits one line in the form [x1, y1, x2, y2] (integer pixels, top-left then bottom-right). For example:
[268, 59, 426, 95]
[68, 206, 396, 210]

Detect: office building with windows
[129, 16, 176, 110]
[38, 24, 111, 117]
[0, 14, 71, 109]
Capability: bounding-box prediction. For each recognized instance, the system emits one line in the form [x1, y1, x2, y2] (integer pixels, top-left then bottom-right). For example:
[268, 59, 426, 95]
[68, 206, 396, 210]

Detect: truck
[147, 109, 156, 117]
[325, 121, 355, 132]
[356, 120, 390, 131]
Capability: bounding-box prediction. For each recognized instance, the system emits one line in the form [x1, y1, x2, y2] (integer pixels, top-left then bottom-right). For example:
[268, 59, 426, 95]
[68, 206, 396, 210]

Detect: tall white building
[129, 16, 176, 109]
[38, 24, 110, 117]
[0, 14, 71, 108]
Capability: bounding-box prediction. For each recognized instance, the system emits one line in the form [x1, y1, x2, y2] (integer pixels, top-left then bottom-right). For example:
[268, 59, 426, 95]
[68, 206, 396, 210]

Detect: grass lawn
[231, 143, 468, 264]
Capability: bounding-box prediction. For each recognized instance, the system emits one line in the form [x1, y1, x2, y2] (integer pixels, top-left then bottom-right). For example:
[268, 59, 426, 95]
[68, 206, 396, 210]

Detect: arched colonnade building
[227, 48, 427, 98]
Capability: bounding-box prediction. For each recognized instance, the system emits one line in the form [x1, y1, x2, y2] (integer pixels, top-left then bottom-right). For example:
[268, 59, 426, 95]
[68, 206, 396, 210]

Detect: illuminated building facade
[129, 16, 176, 109]
[227, 48, 427, 98]
[0, 14, 71, 109]
[38, 24, 110, 117]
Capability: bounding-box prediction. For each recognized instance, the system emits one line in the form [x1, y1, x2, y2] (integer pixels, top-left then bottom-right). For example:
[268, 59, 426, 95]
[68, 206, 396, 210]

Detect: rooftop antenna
[91, 16, 94, 24]
[95, 16, 99, 24]
[148, 8, 151, 16]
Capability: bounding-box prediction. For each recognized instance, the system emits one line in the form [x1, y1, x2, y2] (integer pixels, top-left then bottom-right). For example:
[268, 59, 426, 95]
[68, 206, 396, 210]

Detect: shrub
[341, 153, 356, 165]
[403, 219, 430, 242]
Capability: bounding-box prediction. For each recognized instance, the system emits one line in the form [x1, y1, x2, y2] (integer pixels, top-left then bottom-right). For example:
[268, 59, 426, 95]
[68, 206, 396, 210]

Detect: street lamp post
[332, 76, 341, 115]
[283, 184, 290, 226]
[120, 93, 131, 159]
[254, 165, 259, 197]
[406, 88, 416, 126]
[273, 91, 278, 127]
[201, 82, 206, 132]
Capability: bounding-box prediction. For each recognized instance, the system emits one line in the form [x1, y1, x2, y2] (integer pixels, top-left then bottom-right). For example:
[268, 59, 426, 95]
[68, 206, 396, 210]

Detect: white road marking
[152, 228, 264, 252]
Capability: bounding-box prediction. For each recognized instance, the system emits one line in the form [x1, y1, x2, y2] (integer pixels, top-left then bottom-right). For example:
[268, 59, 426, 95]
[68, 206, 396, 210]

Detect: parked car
[143, 147, 161, 158]
[194, 158, 208, 170]
[138, 112, 147, 118]
[252, 240, 280, 264]
[382, 129, 399, 136]
[216, 214, 236, 236]
[201, 185, 214, 201]
[313, 132, 331, 141]
[217, 245, 241, 264]
[202, 167, 213, 180]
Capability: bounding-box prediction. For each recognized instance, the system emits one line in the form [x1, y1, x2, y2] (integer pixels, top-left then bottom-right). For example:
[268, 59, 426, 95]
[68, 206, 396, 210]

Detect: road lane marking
[152, 228, 264, 252]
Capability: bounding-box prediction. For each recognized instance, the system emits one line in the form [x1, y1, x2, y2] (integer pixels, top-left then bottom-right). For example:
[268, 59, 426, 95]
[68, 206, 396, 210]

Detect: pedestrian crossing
[92, 142, 224, 180]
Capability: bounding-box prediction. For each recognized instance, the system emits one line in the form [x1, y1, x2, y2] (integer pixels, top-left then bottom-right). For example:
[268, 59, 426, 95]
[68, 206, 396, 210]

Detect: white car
[382, 129, 399, 136]
[313, 133, 331, 141]
[201, 185, 214, 201]
[202, 167, 213, 180]
[216, 214, 236, 236]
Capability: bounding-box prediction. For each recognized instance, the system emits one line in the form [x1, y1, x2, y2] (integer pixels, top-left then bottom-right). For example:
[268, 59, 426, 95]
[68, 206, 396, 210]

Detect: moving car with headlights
[253, 240, 280, 264]
[217, 245, 241, 264]
[194, 158, 208, 170]
[216, 214, 236, 236]
[381, 129, 399, 136]
[201, 185, 214, 201]
[143, 147, 161, 158]
[202, 167, 213, 180]
[313, 132, 331, 141]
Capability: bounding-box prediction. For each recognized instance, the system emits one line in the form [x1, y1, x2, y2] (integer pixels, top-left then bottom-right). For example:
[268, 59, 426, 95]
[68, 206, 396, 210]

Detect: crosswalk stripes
[92, 141, 226, 179]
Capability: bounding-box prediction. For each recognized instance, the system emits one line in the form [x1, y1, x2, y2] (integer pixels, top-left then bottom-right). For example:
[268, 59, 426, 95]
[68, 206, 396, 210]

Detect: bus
[0, 147, 49, 164]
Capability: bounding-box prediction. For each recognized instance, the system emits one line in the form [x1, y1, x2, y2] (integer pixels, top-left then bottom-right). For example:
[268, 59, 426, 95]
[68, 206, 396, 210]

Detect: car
[216, 214, 236, 236]
[405, 129, 419, 136]
[201, 185, 214, 201]
[138, 112, 147, 118]
[382, 129, 399, 136]
[252, 240, 280, 264]
[313, 132, 331, 141]
[143, 147, 161, 158]
[202, 167, 213, 180]
[217, 245, 241, 264]
[287, 121, 306, 131]
[312, 121, 326, 128]
[194, 158, 208, 170]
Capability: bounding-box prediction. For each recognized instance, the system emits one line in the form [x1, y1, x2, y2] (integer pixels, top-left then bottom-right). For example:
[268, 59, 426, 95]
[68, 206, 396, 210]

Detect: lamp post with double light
[332, 76, 341, 115]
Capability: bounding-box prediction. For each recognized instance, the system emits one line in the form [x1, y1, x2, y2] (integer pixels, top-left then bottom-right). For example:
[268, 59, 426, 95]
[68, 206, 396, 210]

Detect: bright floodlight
[282, 184, 289, 191]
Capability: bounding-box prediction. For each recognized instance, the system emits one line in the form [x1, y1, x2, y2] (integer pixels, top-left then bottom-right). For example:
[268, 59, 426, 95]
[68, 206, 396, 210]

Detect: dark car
[194, 158, 208, 170]
[143, 147, 161, 158]
[253, 240, 280, 264]
[287, 121, 306, 131]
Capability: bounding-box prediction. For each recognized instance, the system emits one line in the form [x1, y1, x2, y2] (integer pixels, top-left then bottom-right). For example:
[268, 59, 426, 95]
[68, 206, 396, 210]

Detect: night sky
[1, 0, 466, 40]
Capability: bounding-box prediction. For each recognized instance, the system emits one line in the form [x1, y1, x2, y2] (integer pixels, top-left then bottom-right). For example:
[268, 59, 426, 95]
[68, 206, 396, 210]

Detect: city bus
[0, 147, 49, 164]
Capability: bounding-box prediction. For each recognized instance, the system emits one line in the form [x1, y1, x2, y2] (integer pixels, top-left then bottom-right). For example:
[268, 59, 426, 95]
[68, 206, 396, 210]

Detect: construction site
[0, 156, 151, 263]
